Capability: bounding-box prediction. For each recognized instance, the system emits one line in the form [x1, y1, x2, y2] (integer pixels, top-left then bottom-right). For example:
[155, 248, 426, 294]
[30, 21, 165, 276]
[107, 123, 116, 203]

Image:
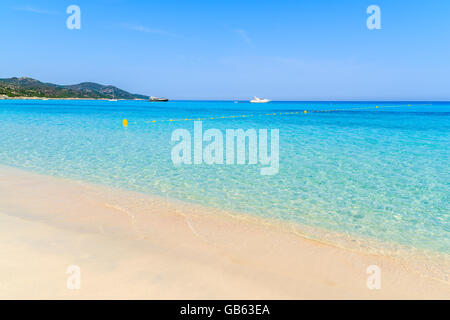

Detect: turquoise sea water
[0, 100, 448, 254]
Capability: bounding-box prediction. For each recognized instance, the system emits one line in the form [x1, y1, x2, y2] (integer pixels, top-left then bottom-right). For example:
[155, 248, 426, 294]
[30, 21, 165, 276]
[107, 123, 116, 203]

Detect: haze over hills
[0, 77, 149, 99]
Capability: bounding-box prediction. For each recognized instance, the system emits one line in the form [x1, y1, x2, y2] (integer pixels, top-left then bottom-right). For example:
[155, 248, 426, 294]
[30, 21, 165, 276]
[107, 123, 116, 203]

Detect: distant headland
[0, 77, 149, 100]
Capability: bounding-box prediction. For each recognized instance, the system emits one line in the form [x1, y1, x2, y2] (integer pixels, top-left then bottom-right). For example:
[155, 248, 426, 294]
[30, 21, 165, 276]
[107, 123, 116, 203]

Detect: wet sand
[0, 165, 448, 299]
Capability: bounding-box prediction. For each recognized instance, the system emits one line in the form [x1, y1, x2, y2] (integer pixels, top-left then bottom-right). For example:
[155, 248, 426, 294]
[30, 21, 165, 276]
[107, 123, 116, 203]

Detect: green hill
[0, 77, 149, 99]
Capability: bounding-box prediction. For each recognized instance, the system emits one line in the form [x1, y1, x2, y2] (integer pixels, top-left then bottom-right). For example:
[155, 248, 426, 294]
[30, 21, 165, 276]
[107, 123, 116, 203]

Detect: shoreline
[0, 165, 448, 299]
[1, 98, 448, 103]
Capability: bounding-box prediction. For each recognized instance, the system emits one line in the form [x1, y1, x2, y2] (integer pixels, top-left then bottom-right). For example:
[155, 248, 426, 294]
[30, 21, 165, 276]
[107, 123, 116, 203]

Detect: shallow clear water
[0, 100, 448, 253]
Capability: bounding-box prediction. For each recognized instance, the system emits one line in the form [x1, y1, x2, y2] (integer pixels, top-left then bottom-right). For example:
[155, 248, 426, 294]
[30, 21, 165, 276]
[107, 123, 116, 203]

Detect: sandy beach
[0, 165, 448, 299]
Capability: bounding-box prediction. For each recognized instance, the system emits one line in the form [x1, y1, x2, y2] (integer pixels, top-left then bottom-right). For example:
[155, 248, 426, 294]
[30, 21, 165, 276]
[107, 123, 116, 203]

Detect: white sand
[0, 165, 448, 299]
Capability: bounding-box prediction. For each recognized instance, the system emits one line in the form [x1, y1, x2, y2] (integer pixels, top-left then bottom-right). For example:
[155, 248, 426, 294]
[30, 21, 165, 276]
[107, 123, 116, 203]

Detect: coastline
[0, 97, 145, 101]
[0, 165, 448, 299]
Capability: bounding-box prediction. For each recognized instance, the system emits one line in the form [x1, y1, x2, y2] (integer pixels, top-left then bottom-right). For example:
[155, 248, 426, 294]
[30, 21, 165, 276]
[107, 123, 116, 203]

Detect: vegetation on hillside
[0, 77, 149, 99]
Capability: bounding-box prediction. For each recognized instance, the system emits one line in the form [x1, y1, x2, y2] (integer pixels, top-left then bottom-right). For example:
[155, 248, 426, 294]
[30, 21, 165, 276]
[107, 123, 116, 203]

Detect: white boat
[250, 96, 270, 103]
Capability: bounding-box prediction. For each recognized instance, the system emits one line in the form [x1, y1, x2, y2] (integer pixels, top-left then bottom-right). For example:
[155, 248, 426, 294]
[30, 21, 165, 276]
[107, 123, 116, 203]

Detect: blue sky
[1, 0, 449, 100]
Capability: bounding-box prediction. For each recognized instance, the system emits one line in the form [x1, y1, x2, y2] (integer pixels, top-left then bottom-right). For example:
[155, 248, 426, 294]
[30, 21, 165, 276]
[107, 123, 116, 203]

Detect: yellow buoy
[122, 119, 128, 127]
[304, 110, 307, 114]
[376, 106, 379, 108]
